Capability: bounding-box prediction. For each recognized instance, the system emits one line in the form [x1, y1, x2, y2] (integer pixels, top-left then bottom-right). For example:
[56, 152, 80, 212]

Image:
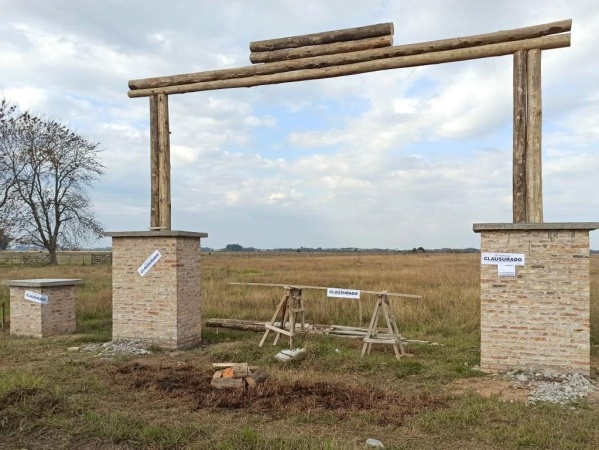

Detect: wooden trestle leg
[361, 293, 406, 360]
[259, 287, 305, 348]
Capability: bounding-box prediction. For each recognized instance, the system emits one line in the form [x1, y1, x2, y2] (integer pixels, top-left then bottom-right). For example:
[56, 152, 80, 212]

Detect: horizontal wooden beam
[227, 281, 421, 298]
[128, 34, 569, 98]
[249, 22, 393, 52]
[128, 19, 571, 91]
[249, 35, 393, 64]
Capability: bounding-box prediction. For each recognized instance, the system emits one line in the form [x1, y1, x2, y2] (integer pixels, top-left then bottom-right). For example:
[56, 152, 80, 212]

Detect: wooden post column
[148, 94, 172, 230]
[525, 49, 543, 223]
[513, 48, 543, 224]
[513, 51, 527, 223]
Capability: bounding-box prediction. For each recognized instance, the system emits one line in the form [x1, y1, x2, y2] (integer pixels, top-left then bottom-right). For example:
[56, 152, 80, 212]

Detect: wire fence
[0, 251, 113, 266]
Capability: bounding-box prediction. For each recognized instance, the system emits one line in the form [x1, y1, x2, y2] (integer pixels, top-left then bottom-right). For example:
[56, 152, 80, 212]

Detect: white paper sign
[481, 253, 525, 266]
[137, 250, 162, 276]
[327, 288, 360, 299]
[497, 264, 516, 277]
[24, 290, 48, 305]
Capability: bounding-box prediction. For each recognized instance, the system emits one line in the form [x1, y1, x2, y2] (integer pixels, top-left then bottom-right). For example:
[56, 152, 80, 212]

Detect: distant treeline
[209, 244, 481, 254]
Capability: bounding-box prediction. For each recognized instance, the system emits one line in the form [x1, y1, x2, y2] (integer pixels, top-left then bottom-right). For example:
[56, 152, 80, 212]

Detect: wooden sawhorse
[361, 292, 406, 360]
[259, 286, 306, 348]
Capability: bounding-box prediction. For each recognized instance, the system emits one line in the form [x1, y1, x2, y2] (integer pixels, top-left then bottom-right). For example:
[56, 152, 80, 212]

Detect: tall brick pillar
[105, 230, 208, 349]
[474, 223, 598, 375]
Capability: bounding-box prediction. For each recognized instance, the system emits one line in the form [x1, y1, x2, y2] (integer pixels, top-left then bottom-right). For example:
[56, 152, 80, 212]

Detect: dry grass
[202, 253, 481, 337]
[0, 252, 598, 449]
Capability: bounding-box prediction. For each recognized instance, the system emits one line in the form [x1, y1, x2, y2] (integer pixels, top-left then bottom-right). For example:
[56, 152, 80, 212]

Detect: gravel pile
[83, 340, 153, 356]
[505, 370, 596, 404]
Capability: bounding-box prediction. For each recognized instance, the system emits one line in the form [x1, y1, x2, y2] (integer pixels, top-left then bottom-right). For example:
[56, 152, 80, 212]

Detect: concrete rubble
[505, 370, 596, 404]
[83, 339, 153, 356]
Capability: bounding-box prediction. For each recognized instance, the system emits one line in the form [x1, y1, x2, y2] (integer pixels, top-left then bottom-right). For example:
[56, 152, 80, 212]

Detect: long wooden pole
[250, 35, 393, 64]
[249, 22, 393, 52]
[227, 282, 422, 299]
[156, 94, 171, 230]
[149, 95, 160, 228]
[512, 51, 527, 223]
[128, 20, 571, 91]
[526, 49, 543, 223]
[128, 34, 569, 98]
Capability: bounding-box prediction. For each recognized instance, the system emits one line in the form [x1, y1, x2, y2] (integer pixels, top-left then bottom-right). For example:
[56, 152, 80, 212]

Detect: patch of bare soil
[0, 387, 69, 417]
[586, 389, 599, 406]
[115, 361, 448, 426]
[450, 376, 530, 402]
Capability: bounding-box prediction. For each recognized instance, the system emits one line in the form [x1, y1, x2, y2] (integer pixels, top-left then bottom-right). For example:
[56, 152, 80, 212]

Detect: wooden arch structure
[127, 20, 572, 230]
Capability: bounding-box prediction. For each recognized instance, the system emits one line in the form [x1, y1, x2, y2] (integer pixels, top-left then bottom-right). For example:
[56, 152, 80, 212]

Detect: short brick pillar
[105, 230, 208, 349]
[474, 223, 599, 375]
[3, 278, 81, 338]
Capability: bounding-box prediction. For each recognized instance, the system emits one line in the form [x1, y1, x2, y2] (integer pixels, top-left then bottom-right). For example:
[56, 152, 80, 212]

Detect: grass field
[0, 253, 598, 449]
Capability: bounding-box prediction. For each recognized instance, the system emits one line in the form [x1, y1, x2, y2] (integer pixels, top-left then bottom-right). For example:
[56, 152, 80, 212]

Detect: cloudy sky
[1, 0, 598, 249]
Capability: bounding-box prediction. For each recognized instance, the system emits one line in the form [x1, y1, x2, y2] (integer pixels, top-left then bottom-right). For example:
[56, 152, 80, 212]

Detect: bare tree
[0, 100, 104, 264]
[0, 99, 18, 211]
[0, 227, 10, 250]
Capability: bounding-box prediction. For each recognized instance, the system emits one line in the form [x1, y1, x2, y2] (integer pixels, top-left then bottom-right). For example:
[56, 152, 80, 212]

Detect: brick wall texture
[480, 229, 590, 375]
[10, 285, 76, 338]
[111, 235, 202, 349]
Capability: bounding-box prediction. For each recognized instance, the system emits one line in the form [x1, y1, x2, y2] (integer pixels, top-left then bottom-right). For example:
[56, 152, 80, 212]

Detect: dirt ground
[450, 376, 531, 402]
[113, 360, 449, 426]
[451, 374, 599, 404]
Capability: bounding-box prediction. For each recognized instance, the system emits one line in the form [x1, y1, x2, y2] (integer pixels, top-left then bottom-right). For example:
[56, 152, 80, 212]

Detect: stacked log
[127, 20, 571, 97]
[249, 23, 394, 63]
[210, 362, 268, 389]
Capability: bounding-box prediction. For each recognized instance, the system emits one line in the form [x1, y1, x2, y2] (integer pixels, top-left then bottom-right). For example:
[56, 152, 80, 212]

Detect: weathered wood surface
[525, 49, 543, 223]
[204, 318, 442, 345]
[91, 253, 112, 265]
[512, 51, 527, 223]
[207, 319, 265, 331]
[222, 363, 250, 378]
[210, 376, 245, 389]
[212, 362, 259, 371]
[22, 254, 51, 266]
[206, 318, 319, 332]
[249, 22, 394, 52]
[156, 94, 171, 229]
[128, 20, 570, 91]
[128, 34, 570, 97]
[149, 95, 160, 228]
[246, 370, 268, 389]
[228, 281, 421, 298]
[249, 36, 393, 64]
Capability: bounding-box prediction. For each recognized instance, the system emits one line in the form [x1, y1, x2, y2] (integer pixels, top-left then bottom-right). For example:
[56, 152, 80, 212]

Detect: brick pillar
[105, 230, 208, 349]
[3, 278, 81, 338]
[474, 223, 598, 375]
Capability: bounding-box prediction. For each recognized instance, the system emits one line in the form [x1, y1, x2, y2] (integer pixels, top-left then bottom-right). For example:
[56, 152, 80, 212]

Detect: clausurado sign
[137, 250, 162, 276]
[327, 287, 360, 299]
[481, 252, 525, 265]
[24, 290, 49, 305]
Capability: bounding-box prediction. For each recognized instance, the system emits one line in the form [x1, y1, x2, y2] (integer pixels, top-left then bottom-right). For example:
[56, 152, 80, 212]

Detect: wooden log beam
[249, 36, 393, 64]
[249, 22, 394, 52]
[149, 95, 160, 228]
[512, 51, 527, 223]
[206, 318, 268, 332]
[128, 20, 571, 91]
[156, 94, 171, 230]
[128, 34, 570, 98]
[227, 281, 422, 298]
[526, 49, 543, 223]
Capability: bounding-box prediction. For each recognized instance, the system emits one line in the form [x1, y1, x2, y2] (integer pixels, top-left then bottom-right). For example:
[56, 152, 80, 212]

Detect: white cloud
[1, 1, 598, 249]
